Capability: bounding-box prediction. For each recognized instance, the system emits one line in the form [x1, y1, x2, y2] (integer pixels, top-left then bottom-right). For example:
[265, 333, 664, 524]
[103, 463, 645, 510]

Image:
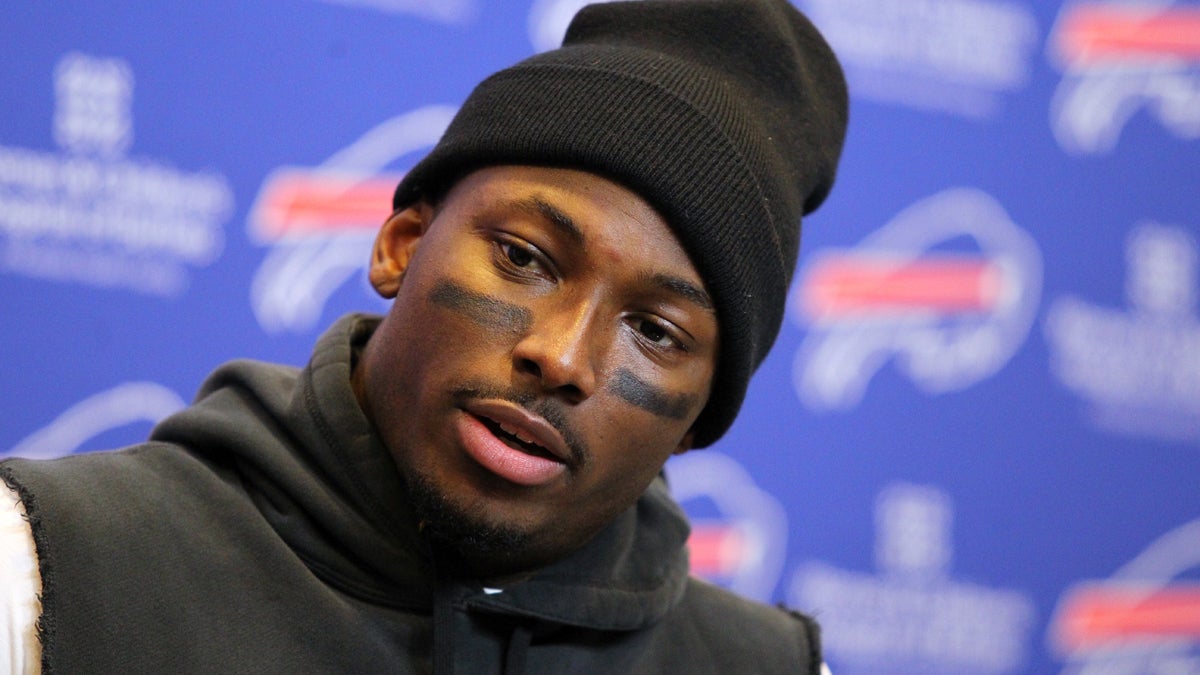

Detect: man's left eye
[637, 319, 677, 349]
[501, 242, 535, 267]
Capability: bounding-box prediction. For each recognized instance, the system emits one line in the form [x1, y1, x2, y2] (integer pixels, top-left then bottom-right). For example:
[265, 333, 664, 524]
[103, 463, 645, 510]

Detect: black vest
[0, 314, 820, 674]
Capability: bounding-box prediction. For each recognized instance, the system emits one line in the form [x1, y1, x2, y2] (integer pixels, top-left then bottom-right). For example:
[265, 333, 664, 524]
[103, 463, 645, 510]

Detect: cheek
[427, 279, 531, 340]
[599, 338, 713, 430]
[367, 283, 489, 417]
[392, 270, 520, 357]
[582, 437, 677, 528]
[607, 368, 699, 421]
[585, 397, 690, 482]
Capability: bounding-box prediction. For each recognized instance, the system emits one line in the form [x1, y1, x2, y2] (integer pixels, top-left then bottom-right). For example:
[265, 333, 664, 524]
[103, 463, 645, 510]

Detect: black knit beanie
[394, 0, 848, 447]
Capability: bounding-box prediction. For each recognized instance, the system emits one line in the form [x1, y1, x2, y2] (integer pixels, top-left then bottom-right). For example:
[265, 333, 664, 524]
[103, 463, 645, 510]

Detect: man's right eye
[493, 236, 556, 282]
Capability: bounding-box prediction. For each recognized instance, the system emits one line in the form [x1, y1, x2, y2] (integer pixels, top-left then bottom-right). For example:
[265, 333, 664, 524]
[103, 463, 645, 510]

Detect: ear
[369, 202, 434, 299]
[672, 430, 696, 456]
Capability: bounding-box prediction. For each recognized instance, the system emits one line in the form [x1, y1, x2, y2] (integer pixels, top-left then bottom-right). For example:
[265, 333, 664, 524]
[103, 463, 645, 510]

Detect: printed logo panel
[667, 451, 789, 602]
[1050, 1, 1200, 154]
[5, 382, 186, 459]
[790, 188, 1043, 410]
[790, 483, 1037, 674]
[1044, 222, 1200, 442]
[247, 106, 456, 333]
[309, 0, 477, 24]
[0, 53, 234, 296]
[528, 0, 621, 53]
[1048, 517, 1200, 673]
[798, 0, 1038, 118]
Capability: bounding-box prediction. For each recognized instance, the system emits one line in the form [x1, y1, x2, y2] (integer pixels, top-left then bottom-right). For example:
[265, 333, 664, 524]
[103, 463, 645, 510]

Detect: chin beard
[405, 470, 543, 579]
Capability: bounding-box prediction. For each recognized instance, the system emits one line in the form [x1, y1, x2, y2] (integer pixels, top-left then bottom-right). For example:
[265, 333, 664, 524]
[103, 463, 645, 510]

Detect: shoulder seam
[779, 604, 822, 675]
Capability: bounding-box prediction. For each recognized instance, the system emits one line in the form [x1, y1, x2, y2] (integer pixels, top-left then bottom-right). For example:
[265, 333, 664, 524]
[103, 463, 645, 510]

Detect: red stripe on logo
[254, 171, 403, 239]
[1053, 584, 1200, 652]
[687, 524, 745, 577]
[1056, 6, 1200, 64]
[800, 255, 1003, 320]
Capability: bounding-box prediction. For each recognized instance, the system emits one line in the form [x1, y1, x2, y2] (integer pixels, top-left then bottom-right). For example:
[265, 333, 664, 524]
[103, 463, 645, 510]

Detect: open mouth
[477, 415, 562, 462]
[455, 403, 572, 487]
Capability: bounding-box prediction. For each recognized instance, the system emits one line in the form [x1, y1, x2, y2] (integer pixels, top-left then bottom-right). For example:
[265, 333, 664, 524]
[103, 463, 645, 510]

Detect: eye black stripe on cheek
[429, 280, 532, 334]
[609, 368, 697, 421]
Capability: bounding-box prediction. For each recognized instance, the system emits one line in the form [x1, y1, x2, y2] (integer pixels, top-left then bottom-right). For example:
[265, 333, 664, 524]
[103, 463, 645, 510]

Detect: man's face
[357, 165, 718, 579]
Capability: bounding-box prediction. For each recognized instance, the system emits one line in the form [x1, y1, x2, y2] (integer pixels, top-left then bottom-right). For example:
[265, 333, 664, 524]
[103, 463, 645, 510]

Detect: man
[0, 0, 847, 672]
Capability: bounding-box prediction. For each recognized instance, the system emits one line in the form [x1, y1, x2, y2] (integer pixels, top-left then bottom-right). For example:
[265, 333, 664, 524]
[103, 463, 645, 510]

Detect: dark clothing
[1, 314, 821, 674]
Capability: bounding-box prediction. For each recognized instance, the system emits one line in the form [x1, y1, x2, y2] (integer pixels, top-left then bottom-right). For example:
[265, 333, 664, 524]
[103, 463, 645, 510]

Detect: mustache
[452, 380, 590, 467]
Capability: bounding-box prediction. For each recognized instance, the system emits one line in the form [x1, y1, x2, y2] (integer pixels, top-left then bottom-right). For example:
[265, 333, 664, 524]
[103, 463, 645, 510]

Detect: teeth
[498, 421, 541, 448]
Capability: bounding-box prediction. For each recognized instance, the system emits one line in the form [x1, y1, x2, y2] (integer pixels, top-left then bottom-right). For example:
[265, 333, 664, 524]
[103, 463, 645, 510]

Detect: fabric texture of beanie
[393, 0, 849, 447]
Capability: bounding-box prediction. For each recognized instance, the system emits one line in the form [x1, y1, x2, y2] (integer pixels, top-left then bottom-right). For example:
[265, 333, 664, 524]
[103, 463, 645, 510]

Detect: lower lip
[456, 412, 567, 487]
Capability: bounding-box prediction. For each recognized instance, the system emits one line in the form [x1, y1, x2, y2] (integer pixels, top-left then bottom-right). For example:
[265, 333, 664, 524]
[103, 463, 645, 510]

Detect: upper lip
[462, 398, 574, 465]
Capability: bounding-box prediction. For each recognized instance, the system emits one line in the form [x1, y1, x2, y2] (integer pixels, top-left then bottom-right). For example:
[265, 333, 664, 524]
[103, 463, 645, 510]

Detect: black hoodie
[1, 314, 821, 674]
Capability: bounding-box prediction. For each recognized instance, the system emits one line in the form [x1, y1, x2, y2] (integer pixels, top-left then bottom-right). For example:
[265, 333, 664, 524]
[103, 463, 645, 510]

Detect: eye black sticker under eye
[429, 280, 532, 334]
[609, 368, 696, 421]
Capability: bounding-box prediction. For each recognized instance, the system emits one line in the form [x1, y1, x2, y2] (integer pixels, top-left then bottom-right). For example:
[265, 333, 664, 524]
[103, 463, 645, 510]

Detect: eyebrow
[512, 195, 584, 246]
[508, 195, 713, 311]
[645, 272, 714, 311]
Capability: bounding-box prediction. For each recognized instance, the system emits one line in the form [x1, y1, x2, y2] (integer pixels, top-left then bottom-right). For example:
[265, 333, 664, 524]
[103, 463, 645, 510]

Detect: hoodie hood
[151, 313, 692, 630]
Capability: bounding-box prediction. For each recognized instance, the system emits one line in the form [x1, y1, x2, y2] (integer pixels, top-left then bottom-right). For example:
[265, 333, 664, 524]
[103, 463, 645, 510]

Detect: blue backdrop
[3, 1, 1198, 672]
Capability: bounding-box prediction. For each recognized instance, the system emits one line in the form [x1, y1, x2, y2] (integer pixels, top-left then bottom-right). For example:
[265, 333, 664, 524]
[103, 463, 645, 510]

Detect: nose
[512, 298, 600, 402]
